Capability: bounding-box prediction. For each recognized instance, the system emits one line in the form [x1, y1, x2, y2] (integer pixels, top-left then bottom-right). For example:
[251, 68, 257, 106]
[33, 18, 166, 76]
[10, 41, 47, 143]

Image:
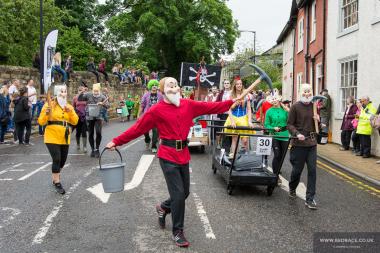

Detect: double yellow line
[317, 160, 380, 198]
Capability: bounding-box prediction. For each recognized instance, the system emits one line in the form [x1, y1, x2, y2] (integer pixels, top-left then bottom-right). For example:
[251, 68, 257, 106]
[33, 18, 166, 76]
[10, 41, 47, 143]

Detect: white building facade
[280, 29, 295, 101]
[326, 0, 380, 155]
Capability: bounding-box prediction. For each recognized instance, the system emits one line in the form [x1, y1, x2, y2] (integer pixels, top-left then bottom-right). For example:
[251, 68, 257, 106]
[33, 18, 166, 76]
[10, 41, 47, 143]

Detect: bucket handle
[99, 147, 123, 170]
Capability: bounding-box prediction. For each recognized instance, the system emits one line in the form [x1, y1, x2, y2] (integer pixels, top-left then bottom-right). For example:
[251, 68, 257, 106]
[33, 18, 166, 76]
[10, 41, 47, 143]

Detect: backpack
[370, 115, 380, 129]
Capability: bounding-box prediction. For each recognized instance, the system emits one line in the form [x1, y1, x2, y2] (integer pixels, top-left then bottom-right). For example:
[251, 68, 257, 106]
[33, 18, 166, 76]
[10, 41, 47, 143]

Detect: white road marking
[0, 163, 23, 175]
[9, 169, 25, 172]
[87, 154, 155, 203]
[0, 154, 85, 157]
[32, 167, 96, 245]
[189, 167, 216, 239]
[0, 207, 21, 228]
[267, 166, 306, 200]
[87, 184, 112, 204]
[18, 163, 52, 181]
[0, 178, 13, 181]
[124, 155, 154, 190]
[120, 137, 144, 151]
[192, 192, 216, 239]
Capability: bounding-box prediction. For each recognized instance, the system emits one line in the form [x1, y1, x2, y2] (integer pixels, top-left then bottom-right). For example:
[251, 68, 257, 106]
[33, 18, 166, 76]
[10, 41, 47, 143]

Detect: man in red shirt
[107, 77, 261, 247]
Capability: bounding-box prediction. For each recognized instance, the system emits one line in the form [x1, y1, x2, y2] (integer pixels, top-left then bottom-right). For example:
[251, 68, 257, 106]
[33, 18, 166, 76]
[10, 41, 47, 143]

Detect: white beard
[165, 92, 181, 107]
[57, 97, 67, 108]
[300, 96, 312, 104]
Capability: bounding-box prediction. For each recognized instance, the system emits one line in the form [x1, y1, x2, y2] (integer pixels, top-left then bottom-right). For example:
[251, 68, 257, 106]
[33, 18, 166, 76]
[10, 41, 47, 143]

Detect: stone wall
[0, 65, 146, 117]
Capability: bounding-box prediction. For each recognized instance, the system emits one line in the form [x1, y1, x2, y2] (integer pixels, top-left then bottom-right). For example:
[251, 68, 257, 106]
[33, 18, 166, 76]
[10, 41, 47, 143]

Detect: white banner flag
[43, 30, 59, 93]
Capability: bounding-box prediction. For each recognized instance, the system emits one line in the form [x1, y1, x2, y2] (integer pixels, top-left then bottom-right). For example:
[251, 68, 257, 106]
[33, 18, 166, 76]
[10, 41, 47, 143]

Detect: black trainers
[305, 200, 317, 210]
[94, 150, 100, 158]
[289, 189, 296, 199]
[172, 230, 190, 247]
[90, 150, 95, 157]
[156, 204, 168, 229]
[53, 182, 66, 195]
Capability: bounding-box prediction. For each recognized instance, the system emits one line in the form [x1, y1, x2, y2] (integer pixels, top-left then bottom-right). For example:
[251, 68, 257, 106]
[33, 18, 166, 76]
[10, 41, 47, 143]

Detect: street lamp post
[239, 30, 256, 64]
[39, 0, 44, 94]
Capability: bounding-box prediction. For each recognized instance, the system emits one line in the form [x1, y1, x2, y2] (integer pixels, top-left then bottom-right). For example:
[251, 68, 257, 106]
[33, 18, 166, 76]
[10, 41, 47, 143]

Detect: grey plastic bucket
[88, 104, 100, 117]
[97, 148, 125, 193]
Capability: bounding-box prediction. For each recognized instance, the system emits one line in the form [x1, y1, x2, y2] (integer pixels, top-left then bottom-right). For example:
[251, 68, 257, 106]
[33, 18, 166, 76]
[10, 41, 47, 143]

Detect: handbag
[0, 111, 10, 125]
[370, 115, 380, 129]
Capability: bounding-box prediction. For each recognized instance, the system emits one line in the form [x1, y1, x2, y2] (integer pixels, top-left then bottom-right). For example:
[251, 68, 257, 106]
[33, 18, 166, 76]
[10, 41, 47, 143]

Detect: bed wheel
[267, 185, 275, 196]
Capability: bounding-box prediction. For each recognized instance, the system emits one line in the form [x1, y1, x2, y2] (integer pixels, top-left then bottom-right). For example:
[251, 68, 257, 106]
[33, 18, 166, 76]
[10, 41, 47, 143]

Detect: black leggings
[15, 119, 31, 144]
[76, 120, 87, 139]
[99, 70, 109, 81]
[46, 143, 69, 173]
[88, 119, 102, 150]
[272, 139, 289, 175]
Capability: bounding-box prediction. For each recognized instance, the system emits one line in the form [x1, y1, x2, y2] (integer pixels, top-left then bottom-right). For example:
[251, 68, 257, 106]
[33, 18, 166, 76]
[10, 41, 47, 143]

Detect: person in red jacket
[106, 77, 259, 247]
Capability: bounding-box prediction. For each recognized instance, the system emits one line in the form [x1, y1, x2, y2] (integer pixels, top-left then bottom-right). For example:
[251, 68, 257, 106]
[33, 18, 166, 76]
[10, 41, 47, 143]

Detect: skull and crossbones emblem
[189, 65, 217, 86]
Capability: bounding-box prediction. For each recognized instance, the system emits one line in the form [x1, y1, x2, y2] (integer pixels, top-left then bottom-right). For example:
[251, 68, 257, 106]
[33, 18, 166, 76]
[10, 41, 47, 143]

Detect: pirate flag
[180, 62, 222, 88]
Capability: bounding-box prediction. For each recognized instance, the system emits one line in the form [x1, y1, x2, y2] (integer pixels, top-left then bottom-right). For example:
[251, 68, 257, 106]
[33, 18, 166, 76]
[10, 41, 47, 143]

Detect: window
[341, 0, 359, 30]
[339, 58, 358, 113]
[373, 0, 380, 24]
[311, 1, 317, 41]
[298, 18, 304, 52]
[316, 63, 323, 94]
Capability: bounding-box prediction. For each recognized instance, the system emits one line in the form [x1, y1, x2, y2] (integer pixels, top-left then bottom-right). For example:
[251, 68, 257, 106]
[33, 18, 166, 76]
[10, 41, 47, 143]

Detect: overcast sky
[98, 0, 293, 53]
[226, 0, 293, 53]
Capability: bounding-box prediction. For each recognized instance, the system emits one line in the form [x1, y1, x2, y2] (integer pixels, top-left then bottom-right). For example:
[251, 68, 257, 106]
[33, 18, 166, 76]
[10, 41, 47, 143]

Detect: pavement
[0, 121, 379, 252]
[318, 143, 380, 186]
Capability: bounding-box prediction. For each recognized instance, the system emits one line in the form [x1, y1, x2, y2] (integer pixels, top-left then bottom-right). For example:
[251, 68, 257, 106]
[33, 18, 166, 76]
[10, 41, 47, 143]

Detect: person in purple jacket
[340, 96, 358, 151]
[138, 79, 163, 153]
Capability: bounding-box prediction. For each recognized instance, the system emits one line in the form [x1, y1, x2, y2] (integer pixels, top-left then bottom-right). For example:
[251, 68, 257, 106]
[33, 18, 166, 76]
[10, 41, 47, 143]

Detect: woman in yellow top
[38, 85, 78, 194]
[224, 78, 254, 158]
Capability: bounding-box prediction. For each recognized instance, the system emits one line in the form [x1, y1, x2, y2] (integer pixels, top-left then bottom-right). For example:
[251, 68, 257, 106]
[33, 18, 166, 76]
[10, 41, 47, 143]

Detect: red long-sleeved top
[113, 99, 234, 164]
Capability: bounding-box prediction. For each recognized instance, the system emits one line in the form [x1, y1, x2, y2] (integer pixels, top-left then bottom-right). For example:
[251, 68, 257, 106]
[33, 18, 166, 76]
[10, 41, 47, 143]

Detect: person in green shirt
[264, 94, 290, 179]
[125, 94, 135, 121]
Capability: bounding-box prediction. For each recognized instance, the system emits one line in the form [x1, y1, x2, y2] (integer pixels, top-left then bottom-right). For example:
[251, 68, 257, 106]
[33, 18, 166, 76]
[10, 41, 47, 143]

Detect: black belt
[48, 121, 71, 144]
[160, 139, 188, 151]
[48, 121, 70, 127]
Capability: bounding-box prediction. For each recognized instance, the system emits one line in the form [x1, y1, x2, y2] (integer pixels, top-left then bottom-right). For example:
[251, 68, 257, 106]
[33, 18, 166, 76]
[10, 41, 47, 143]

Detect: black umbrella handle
[99, 147, 123, 170]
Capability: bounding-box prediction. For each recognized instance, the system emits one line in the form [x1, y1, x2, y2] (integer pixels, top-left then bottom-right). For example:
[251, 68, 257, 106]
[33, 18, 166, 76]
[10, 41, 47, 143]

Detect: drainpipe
[322, 0, 327, 90]
[292, 27, 297, 102]
[305, 3, 310, 84]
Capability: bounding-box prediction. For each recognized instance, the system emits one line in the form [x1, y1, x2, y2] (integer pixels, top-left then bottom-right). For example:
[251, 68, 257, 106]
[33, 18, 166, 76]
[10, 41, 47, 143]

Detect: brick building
[293, 0, 328, 100]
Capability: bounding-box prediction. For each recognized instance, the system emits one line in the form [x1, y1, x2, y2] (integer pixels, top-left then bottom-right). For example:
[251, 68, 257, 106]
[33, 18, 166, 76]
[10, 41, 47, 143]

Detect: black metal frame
[207, 120, 291, 196]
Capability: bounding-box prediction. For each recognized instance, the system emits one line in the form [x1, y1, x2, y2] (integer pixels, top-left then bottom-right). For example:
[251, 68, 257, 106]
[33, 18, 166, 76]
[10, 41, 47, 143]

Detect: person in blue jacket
[0, 85, 11, 144]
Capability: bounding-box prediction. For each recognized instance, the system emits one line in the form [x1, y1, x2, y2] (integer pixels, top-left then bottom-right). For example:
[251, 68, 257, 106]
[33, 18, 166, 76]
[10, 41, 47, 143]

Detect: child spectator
[98, 58, 109, 85]
[36, 95, 46, 135]
[52, 52, 68, 83]
[118, 96, 128, 122]
[133, 95, 140, 119]
[125, 95, 135, 121]
[64, 55, 74, 82]
[87, 57, 100, 83]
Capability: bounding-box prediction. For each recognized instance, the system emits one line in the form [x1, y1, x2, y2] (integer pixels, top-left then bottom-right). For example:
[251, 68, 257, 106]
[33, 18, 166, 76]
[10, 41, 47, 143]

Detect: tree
[105, 0, 239, 77]
[0, 0, 67, 66]
[54, 0, 103, 44]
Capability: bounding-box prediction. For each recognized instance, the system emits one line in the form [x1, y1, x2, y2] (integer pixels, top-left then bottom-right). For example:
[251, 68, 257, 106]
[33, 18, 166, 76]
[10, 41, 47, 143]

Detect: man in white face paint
[287, 83, 319, 210]
[106, 77, 248, 247]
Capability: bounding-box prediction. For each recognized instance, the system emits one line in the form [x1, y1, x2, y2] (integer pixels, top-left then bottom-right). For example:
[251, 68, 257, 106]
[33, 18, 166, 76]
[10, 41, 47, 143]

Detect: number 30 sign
[256, 137, 272, 155]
